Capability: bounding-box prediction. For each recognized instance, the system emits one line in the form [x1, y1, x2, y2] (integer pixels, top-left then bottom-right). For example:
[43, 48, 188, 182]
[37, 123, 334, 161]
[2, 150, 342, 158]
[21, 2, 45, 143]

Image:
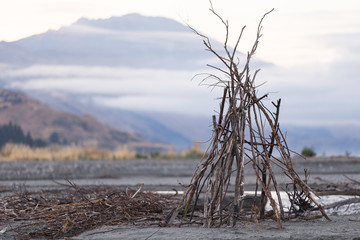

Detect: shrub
[301, 146, 316, 157]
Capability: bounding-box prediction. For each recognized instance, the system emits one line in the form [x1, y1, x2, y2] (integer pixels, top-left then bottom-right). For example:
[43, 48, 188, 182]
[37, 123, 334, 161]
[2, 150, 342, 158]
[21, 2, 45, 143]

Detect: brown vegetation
[0, 142, 205, 161]
[0, 143, 136, 161]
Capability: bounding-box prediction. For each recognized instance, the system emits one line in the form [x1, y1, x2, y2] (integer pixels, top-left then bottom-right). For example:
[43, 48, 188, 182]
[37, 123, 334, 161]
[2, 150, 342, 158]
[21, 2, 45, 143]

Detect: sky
[1, 0, 360, 126]
[1, 0, 359, 67]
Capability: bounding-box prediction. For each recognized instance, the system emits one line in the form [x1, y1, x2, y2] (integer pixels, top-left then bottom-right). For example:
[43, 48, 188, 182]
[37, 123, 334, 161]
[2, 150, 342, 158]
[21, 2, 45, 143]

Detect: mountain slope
[0, 14, 212, 69]
[0, 88, 169, 152]
[25, 90, 193, 149]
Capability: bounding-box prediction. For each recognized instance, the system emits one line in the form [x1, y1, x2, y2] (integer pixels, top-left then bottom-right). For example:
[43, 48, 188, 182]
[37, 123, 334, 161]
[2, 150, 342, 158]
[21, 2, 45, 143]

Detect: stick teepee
[168, 5, 330, 228]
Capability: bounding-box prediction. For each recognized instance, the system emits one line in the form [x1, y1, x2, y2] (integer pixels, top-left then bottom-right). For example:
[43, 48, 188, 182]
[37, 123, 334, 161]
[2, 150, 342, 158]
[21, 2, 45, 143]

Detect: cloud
[257, 30, 360, 126]
[93, 95, 216, 115]
[60, 22, 199, 46]
[5, 65, 220, 116]
[3, 27, 360, 126]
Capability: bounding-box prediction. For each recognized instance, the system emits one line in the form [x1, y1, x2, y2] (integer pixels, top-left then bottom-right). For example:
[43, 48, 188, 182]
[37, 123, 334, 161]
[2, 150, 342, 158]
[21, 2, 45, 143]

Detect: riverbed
[0, 158, 359, 239]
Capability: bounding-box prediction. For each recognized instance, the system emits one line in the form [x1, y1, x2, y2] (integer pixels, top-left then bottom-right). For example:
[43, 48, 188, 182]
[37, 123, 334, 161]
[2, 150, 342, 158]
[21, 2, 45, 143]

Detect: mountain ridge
[0, 88, 170, 153]
[1, 14, 209, 69]
[25, 90, 193, 149]
[74, 13, 189, 32]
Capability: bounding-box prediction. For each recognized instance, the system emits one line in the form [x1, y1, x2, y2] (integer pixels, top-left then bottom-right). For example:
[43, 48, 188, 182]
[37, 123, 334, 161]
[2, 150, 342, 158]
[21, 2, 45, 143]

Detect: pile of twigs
[0, 184, 178, 239]
[286, 170, 315, 217]
[310, 175, 360, 212]
[312, 175, 360, 196]
[169, 3, 330, 228]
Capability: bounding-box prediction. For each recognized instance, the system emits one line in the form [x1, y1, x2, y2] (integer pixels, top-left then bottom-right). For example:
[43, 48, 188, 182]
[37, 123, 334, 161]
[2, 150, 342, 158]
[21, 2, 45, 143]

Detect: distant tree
[0, 122, 47, 148]
[49, 132, 60, 144]
[301, 146, 316, 157]
[33, 139, 47, 147]
[25, 132, 34, 146]
[345, 150, 351, 158]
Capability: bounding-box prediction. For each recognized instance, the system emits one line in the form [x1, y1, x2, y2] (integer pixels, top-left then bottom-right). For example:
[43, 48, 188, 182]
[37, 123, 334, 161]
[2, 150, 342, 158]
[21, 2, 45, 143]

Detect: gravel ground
[0, 158, 359, 239]
[72, 215, 360, 240]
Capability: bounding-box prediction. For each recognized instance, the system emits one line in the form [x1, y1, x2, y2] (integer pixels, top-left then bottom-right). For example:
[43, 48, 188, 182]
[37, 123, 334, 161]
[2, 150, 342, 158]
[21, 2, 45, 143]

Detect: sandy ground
[0, 158, 360, 239]
[72, 215, 360, 240]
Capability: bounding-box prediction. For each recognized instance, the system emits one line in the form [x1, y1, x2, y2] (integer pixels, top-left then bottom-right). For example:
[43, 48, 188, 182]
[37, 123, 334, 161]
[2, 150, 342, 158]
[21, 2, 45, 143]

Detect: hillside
[0, 88, 169, 152]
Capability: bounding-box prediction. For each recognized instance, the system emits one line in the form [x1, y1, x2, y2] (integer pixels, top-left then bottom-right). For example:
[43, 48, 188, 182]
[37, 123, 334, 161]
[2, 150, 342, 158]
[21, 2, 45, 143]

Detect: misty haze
[0, 2, 360, 239]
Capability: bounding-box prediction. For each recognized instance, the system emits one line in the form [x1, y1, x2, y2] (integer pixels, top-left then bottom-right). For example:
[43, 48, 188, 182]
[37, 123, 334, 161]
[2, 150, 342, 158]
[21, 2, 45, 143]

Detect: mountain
[0, 14, 213, 69]
[0, 41, 37, 65]
[283, 125, 360, 156]
[24, 90, 193, 149]
[0, 88, 169, 153]
[75, 14, 189, 32]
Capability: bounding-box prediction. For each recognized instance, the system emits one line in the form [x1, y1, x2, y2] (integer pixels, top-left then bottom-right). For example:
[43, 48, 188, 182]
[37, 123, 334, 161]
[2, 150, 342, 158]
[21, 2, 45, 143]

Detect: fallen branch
[323, 197, 360, 210]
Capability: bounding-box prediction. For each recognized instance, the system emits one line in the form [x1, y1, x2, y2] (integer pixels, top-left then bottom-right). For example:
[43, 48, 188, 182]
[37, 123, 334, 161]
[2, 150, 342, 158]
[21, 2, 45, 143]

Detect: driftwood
[311, 175, 360, 212]
[323, 197, 360, 210]
[312, 175, 360, 196]
[0, 183, 179, 239]
[169, 3, 330, 228]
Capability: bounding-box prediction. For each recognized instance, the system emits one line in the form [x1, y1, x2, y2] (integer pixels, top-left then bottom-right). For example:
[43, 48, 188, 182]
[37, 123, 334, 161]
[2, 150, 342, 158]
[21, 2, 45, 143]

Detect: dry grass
[0, 143, 136, 161]
[149, 141, 205, 160]
[0, 143, 205, 161]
